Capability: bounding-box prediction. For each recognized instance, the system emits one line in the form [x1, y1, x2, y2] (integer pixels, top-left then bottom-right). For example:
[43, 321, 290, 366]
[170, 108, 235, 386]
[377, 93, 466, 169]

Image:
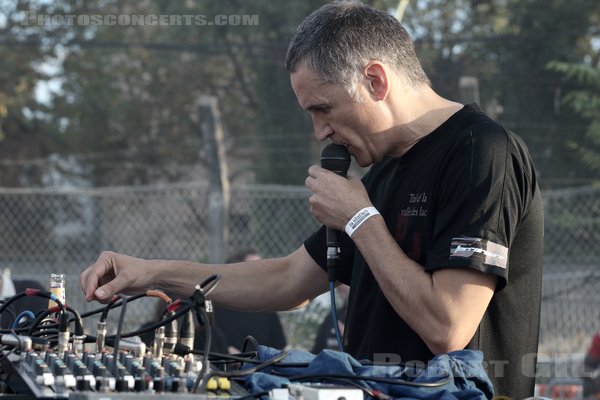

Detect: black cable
[99, 296, 120, 323]
[66, 306, 84, 336]
[0, 303, 17, 327]
[329, 281, 344, 352]
[203, 350, 289, 386]
[192, 306, 212, 393]
[241, 335, 261, 353]
[200, 274, 222, 298]
[200, 274, 221, 289]
[0, 289, 65, 319]
[111, 294, 128, 377]
[26, 310, 57, 336]
[188, 349, 310, 368]
[287, 371, 452, 388]
[112, 300, 193, 339]
[79, 292, 148, 319]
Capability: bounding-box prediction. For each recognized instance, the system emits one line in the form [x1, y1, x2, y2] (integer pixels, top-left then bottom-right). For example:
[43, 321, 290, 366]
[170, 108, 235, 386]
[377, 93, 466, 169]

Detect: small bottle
[48, 273, 70, 354]
[48, 273, 66, 309]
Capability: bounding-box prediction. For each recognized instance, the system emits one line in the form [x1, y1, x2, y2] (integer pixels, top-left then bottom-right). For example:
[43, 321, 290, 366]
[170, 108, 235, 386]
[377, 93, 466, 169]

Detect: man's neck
[386, 89, 463, 158]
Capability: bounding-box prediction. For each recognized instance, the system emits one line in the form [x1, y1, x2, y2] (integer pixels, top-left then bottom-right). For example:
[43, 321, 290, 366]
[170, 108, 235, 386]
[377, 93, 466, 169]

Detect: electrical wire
[115, 300, 193, 339]
[203, 349, 289, 383]
[192, 306, 212, 394]
[12, 310, 35, 329]
[287, 371, 453, 388]
[65, 306, 84, 336]
[1, 273, 447, 397]
[79, 292, 149, 320]
[188, 349, 311, 369]
[241, 335, 261, 353]
[146, 289, 172, 304]
[199, 274, 222, 298]
[0, 289, 65, 317]
[329, 281, 344, 353]
[111, 294, 127, 377]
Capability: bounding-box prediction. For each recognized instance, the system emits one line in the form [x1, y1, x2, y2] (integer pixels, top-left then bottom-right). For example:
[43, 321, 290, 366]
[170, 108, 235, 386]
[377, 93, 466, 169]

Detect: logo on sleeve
[449, 236, 508, 269]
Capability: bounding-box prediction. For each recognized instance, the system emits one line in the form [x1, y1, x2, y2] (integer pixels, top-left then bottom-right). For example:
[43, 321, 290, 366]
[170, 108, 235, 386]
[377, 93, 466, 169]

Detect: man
[80, 1, 543, 397]
[583, 330, 600, 398]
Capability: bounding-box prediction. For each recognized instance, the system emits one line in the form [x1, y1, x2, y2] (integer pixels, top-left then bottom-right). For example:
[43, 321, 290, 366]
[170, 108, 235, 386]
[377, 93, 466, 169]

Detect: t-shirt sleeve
[304, 225, 355, 285]
[425, 124, 536, 291]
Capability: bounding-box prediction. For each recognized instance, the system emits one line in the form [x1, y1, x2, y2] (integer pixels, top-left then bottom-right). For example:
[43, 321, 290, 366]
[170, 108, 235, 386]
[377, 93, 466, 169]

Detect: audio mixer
[2, 344, 247, 399]
[1, 347, 248, 399]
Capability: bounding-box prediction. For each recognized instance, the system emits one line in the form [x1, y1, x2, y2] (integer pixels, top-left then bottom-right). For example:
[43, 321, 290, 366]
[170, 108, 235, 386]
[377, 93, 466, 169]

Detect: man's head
[285, 0, 430, 100]
[227, 247, 261, 263]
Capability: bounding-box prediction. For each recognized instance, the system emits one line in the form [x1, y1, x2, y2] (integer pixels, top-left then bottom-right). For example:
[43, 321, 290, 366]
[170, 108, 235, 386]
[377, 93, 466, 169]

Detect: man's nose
[313, 119, 333, 141]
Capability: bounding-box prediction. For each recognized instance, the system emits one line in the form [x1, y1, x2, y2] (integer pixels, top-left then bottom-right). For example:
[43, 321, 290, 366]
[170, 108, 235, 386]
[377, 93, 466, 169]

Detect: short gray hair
[285, 1, 430, 97]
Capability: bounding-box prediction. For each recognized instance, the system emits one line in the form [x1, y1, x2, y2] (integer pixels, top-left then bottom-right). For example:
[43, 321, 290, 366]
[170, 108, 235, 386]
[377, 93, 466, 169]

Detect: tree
[547, 61, 600, 176]
[382, 0, 600, 188]
[0, 1, 65, 187]
[44, 0, 330, 186]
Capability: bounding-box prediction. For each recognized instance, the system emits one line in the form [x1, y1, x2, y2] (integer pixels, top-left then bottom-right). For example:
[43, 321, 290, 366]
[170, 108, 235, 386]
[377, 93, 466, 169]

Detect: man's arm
[351, 214, 496, 354]
[306, 166, 496, 355]
[80, 246, 330, 312]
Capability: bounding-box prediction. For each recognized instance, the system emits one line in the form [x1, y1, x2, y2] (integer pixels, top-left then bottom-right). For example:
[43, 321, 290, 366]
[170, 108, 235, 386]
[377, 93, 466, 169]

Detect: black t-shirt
[304, 104, 543, 398]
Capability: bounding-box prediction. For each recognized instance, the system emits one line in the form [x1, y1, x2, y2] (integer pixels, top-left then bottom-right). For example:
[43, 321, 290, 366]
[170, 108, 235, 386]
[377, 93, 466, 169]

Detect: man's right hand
[80, 251, 158, 303]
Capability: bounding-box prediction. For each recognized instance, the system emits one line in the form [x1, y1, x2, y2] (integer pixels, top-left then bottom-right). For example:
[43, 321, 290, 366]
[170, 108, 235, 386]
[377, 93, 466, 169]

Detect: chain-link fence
[1, 183, 599, 358]
[540, 186, 600, 363]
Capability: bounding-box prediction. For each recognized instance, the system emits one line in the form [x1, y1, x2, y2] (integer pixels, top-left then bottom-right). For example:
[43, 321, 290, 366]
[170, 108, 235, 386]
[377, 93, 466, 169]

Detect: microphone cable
[329, 281, 344, 353]
[320, 143, 351, 354]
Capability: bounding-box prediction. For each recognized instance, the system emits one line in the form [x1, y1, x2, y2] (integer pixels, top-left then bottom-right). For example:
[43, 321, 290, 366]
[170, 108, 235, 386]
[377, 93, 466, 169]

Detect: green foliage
[547, 61, 600, 175]
[402, 0, 600, 188]
[0, 1, 66, 187]
[2, 0, 600, 188]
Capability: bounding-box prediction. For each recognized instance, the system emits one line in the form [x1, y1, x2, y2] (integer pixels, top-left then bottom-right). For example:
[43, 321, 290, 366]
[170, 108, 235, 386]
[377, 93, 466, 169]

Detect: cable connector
[172, 343, 192, 356]
[57, 312, 70, 355]
[0, 333, 33, 351]
[153, 326, 165, 358]
[163, 311, 178, 354]
[191, 284, 206, 305]
[72, 335, 86, 355]
[179, 310, 195, 350]
[96, 321, 107, 352]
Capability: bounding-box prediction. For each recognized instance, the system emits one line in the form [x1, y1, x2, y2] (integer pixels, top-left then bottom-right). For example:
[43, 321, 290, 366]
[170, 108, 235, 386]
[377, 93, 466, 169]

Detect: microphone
[320, 144, 351, 282]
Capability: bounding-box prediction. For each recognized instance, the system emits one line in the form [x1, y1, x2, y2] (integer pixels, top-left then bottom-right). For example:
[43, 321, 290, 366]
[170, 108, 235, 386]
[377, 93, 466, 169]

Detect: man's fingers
[81, 251, 117, 302]
[94, 276, 127, 302]
[80, 267, 98, 302]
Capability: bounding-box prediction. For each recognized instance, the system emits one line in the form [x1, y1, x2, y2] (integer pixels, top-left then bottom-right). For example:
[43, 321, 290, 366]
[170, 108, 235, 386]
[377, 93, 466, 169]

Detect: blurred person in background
[583, 330, 600, 399]
[81, 2, 544, 397]
[213, 248, 287, 353]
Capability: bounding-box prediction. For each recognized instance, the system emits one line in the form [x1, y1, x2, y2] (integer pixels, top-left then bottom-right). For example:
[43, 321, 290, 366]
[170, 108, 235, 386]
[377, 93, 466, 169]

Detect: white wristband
[344, 206, 380, 237]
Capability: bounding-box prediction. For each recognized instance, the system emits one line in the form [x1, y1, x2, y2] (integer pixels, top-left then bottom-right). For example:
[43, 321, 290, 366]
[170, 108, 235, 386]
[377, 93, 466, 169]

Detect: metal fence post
[198, 96, 230, 263]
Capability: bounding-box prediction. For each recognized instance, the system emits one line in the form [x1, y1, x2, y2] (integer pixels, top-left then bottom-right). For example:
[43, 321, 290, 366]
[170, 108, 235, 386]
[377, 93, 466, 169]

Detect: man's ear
[364, 62, 390, 100]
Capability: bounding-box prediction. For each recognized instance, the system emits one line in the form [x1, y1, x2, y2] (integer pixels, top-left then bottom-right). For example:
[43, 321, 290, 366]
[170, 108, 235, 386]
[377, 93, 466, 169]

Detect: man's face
[290, 64, 387, 167]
